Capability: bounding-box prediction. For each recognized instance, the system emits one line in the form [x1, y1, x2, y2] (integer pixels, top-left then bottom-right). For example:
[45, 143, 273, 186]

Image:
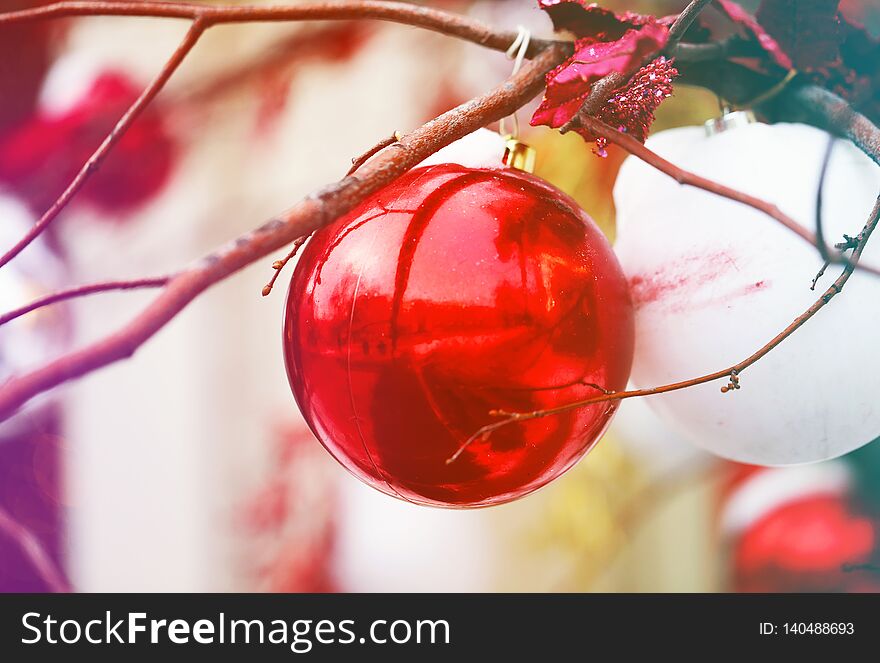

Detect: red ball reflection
[284, 164, 634, 507]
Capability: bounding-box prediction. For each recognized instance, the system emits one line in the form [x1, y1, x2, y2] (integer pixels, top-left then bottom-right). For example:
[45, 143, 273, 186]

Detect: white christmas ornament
[609, 392, 712, 478]
[720, 462, 852, 538]
[332, 477, 495, 592]
[417, 128, 507, 169]
[613, 121, 880, 465]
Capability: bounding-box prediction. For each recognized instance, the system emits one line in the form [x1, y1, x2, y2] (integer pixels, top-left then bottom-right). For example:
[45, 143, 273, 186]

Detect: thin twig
[0, 20, 207, 270]
[262, 235, 310, 297]
[0, 504, 70, 593]
[0, 1, 558, 57]
[580, 116, 817, 246]
[0, 1, 565, 270]
[665, 0, 714, 49]
[347, 131, 401, 176]
[448, 196, 880, 464]
[0, 277, 170, 327]
[810, 261, 830, 291]
[0, 43, 572, 421]
[580, 115, 880, 278]
[811, 135, 835, 289]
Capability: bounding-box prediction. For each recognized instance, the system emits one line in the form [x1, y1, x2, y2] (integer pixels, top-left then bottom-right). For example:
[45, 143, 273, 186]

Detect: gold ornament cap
[502, 136, 536, 173]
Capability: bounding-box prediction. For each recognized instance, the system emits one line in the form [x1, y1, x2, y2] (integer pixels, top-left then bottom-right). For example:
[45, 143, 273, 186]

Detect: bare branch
[0, 277, 170, 327]
[0, 1, 559, 57]
[450, 196, 880, 463]
[347, 131, 401, 176]
[666, 0, 714, 49]
[579, 116, 818, 246]
[763, 84, 880, 169]
[0, 43, 571, 422]
[580, 115, 880, 278]
[0, 20, 207, 269]
[262, 235, 310, 297]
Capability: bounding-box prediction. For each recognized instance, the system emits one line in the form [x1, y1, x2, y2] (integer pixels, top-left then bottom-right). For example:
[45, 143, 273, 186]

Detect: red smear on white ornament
[614, 122, 880, 465]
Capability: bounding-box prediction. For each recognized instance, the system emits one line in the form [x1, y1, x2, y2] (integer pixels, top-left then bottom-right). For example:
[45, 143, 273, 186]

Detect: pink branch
[0, 1, 556, 57]
[583, 115, 816, 243]
[0, 1, 561, 269]
[2, 0, 877, 438]
[0, 277, 169, 327]
[0, 20, 207, 269]
[580, 115, 880, 278]
[450, 195, 880, 462]
[0, 44, 571, 422]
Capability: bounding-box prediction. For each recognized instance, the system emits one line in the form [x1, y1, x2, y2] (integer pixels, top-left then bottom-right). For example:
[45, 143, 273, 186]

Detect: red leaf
[837, 7, 880, 76]
[531, 14, 672, 148]
[755, 0, 841, 70]
[810, 9, 880, 126]
[538, 0, 654, 39]
[715, 0, 793, 70]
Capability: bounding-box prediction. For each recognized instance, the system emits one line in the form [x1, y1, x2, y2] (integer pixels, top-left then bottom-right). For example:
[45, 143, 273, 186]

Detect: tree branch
[0, 1, 566, 269]
[0, 43, 571, 422]
[578, 115, 818, 246]
[0, 277, 170, 327]
[347, 131, 402, 176]
[761, 85, 880, 169]
[666, 0, 714, 49]
[578, 115, 880, 279]
[0, 19, 207, 270]
[450, 195, 880, 463]
[0, 1, 559, 57]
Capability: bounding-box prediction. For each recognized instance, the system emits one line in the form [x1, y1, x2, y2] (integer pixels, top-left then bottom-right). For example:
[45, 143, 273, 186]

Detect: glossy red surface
[284, 164, 634, 507]
[734, 495, 880, 592]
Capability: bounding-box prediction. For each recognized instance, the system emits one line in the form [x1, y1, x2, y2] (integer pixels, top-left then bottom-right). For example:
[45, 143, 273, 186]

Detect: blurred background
[1, 0, 880, 593]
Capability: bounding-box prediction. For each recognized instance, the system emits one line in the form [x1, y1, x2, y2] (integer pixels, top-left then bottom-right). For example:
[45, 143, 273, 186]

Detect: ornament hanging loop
[500, 26, 536, 173]
[499, 25, 531, 141]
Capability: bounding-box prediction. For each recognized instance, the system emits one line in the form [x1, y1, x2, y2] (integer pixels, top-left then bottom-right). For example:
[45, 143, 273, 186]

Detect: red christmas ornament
[720, 463, 880, 593]
[734, 495, 880, 593]
[0, 71, 176, 215]
[283, 163, 634, 507]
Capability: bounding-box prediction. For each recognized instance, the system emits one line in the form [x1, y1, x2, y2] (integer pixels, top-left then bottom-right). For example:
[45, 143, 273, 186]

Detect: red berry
[283, 164, 634, 507]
